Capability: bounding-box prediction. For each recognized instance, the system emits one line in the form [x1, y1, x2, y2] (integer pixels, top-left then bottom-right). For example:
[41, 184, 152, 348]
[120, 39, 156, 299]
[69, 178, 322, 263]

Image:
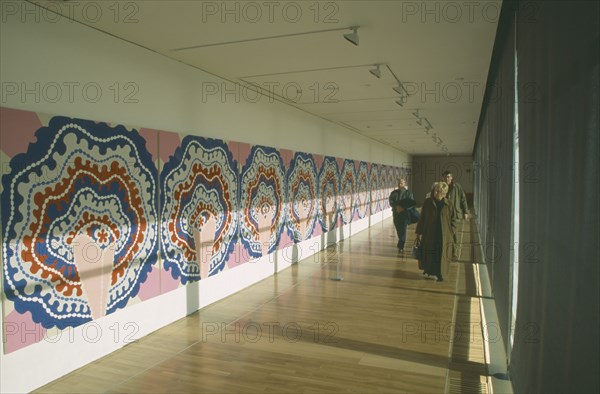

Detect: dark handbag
[412, 239, 422, 259]
[407, 207, 420, 224]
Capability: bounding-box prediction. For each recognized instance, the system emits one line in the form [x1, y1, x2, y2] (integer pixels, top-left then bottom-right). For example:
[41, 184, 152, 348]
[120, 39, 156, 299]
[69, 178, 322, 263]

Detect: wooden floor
[35, 217, 489, 394]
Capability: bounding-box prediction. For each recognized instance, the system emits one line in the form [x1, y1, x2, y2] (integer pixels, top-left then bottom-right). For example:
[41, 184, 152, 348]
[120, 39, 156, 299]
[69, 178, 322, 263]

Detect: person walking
[415, 182, 456, 282]
[388, 178, 414, 253]
[441, 170, 469, 260]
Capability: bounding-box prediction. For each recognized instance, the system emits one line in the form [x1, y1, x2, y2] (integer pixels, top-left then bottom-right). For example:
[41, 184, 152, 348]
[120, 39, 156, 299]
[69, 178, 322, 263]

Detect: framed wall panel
[355, 161, 369, 220]
[318, 156, 339, 232]
[339, 159, 356, 225]
[1, 109, 159, 341]
[160, 134, 238, 284]
[286, 152, 318, 243]
[369, 163, 381, 214]
[239, 145, 285, 258]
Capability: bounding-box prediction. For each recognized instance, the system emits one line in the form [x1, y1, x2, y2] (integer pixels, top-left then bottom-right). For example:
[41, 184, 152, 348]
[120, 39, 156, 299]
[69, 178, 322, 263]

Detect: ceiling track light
[369, 64, 381, 79]
[385, 65, 406, 90]
[424, 119, 433, 129]
[412, 109, 420, 119]
[386, 64, 410, 104]
[392, 84, 408, 97]
[416, 118, 423, 126]
[396, 95, 407, 107]
[344, 26, 360, 46]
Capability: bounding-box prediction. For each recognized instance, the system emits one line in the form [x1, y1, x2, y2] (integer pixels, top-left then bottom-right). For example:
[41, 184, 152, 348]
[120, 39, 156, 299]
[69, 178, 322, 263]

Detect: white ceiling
[34, 0, 500, 156]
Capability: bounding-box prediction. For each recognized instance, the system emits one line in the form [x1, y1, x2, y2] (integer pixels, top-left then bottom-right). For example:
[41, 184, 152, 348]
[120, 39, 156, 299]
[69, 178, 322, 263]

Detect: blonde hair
[431, 181, 448, 196]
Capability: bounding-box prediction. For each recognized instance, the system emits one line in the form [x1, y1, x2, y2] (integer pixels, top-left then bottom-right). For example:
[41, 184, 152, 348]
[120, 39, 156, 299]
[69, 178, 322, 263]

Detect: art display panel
[0, 106, 408, 354]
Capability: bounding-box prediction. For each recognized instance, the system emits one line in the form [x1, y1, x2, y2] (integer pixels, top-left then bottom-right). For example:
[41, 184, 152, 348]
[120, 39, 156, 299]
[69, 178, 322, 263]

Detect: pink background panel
[280, 148, 294, 168]
[157, 130, 181, 164]
[279, 229, 294, 250]
[230, 141, 251, 168]
[137, 266, 163, 300]
[138, 128, 160, 163]
[313, 154, 324, 171]
[3, 310, 47, 354]
[0, 107, 42, 159]
[227, 243, 250, 268]
[160, 266, 183, 294]
[311, 222, 323, 238]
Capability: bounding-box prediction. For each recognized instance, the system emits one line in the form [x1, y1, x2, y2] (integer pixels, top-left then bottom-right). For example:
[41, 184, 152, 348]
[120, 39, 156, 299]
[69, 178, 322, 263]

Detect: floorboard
[35, 217, 490, 394]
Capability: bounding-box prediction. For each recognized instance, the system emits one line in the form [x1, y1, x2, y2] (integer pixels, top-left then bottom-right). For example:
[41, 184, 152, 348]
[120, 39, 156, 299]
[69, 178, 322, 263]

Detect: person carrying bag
[388, 178, 415, 253]
[415, 182, 456, 282]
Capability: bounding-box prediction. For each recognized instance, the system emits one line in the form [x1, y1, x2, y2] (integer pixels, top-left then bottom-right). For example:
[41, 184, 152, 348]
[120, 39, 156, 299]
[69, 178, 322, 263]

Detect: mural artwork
[0, 106, 406, 354]
[384, 165, 395, 210]
[286, 152, 318, 243]
[160, 135, 238, 283]
[318, 156, 339, 231]
[339, 159, 356, 225]
[1, 114, 158, 329]
[355, 161, 370, 219]
[369, 163, 381, 214]
[239, 145, 285, 257]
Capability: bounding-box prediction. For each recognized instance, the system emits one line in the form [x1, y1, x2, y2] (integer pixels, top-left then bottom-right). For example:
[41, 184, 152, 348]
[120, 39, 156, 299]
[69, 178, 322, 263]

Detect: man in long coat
[442, 170, 469, 260]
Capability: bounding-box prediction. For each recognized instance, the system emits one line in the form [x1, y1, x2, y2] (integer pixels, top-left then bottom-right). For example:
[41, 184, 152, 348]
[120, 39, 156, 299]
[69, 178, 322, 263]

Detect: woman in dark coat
[415, 182, 456, 282]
